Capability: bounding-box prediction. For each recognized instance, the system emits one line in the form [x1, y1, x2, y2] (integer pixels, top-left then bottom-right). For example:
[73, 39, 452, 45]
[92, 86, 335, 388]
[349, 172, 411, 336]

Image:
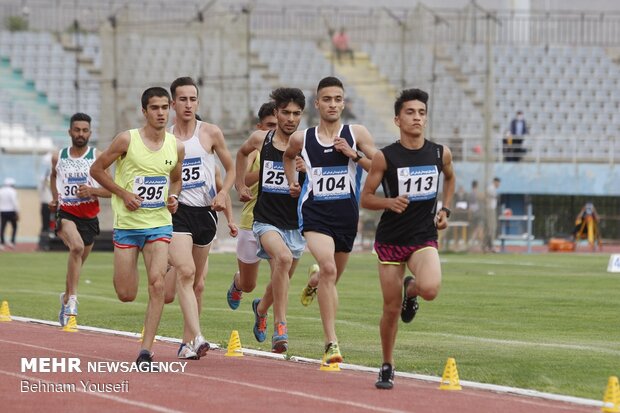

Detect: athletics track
[0, 318, 601, 413]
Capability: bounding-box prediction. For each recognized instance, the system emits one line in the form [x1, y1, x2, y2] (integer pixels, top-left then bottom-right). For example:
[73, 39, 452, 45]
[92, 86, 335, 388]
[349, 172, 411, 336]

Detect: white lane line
[0, 370, 184, 413]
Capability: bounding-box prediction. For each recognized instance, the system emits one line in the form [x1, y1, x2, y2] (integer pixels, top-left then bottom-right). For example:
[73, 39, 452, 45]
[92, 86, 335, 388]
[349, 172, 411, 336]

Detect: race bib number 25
[397, 165, 438, 201]
[133, 176, 167, 208]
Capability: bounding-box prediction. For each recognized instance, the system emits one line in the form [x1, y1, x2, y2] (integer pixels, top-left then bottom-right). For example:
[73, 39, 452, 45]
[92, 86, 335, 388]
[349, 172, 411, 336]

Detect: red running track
[0, 321, 596, 413]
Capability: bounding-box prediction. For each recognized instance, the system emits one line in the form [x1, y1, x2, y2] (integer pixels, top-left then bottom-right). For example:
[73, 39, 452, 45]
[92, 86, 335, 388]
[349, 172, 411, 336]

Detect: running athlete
[50, 112, 111, 326]
[235, 88, 306, 353]
[164, 76, 236, 359]
[90, 87, 184, 366]
[226, 102, 277, 309]
[283, 76, 377, 363]
[361, 88, 455, 389]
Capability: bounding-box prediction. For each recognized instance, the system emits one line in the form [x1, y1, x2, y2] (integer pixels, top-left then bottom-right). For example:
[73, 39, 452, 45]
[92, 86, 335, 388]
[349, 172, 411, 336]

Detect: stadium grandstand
[0, 0, 619, 245]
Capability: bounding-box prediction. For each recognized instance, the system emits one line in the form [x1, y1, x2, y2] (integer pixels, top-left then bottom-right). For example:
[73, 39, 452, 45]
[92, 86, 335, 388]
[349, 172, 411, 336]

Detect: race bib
[262, 161, 289, 194]
[311, 166, 350, 201]
[61, 175, 89, 203]
[181, 157, 206, 190]
[397, 165, 438, 201]
[133, 176, 167, 208]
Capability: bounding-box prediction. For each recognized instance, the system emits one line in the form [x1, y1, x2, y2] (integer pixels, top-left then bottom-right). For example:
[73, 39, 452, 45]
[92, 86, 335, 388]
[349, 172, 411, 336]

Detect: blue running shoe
[252, 298, 267, 342]
[271, 322, 288, 353]
[58, 293, 67, 326]
[227, 272, 243, 310]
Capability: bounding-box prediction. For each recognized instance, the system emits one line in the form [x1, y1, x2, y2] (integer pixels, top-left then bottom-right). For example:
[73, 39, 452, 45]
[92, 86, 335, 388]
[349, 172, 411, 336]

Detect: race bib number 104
[397, 165, 438, 201]
[311, 166, 350, 201]
[133, 176, 168, 208]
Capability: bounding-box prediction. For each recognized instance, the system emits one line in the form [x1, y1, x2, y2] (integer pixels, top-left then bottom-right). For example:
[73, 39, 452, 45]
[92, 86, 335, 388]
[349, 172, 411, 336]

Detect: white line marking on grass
[3, 317, 605, 409]
[0, 370, 184, 413]
[441, 258, 565, 268]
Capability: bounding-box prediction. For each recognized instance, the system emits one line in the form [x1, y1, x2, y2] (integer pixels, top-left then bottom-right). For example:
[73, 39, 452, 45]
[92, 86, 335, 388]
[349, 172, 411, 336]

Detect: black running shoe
[401, 276, 419, 323]
[135, 349, 158, 371]
[375, 363, 394, 389]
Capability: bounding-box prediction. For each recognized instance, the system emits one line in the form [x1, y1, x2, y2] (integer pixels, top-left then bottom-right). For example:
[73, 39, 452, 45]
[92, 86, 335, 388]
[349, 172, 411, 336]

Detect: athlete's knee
[115, 286, 137, 302]
[417, 282, 440, 301]
[238, 276, 256, 293]
[383, 300, 401, 319]
[272, 252, 293, 271]
[164, 292, 175, 304]
[68, 243, 85, 256]
[148, 277, 165, 298]
[193, 279, 205, 297]
[318, 262, 338, 281]
[175, 263, 196, 285]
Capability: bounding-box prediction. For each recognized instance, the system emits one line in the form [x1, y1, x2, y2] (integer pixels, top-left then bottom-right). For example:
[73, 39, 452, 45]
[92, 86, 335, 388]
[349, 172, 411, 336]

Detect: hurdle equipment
[225, 330, 243, 357]
[439, 357, 462, 390]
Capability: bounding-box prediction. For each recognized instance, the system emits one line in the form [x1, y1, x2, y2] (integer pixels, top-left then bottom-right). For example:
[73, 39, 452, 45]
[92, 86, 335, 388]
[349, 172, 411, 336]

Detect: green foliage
[1, 251, 618, 399]
[6, 15, 28, 31]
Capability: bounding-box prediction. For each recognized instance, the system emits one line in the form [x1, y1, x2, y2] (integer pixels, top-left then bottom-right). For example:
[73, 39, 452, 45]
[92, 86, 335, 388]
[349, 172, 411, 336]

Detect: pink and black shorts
[373, 240, 438, 264]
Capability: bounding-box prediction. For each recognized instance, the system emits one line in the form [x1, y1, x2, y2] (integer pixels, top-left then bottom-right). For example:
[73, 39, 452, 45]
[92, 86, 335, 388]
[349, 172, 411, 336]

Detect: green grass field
[1, 251, 618, 400]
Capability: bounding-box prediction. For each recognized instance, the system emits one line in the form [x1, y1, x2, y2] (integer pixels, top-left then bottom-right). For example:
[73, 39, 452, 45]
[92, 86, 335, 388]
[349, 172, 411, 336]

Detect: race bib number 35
[182, 157, 206, 190]
[397, 165, 438, 201]
[311, 166, 350, 201]
[133, 176, 167, 208]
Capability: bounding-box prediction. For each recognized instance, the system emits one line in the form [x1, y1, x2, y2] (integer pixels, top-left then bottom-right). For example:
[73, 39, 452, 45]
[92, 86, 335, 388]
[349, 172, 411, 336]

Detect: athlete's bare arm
[49, 152, 59, 212]
[215, 167, 238, 237]
[167, 140, 185, 214]
[245, 150, 259, 187]
[77, 148, 112, 199]
[206, 123, 235, 212]
[284, 130, 304, 198]
[351, 124, 378, 171]
[360, 150, 409, 214]
[90, 131, 143, 211]
[436, 145, 455, 230]
[235, 130, 267, 202]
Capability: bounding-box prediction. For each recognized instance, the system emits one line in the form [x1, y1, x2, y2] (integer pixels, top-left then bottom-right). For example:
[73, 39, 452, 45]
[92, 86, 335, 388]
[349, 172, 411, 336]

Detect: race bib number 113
[397, 165, 438, 201]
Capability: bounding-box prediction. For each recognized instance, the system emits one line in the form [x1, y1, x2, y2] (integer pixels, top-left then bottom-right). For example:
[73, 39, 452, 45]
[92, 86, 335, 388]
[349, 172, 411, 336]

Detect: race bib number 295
[133, 176, 167, 208]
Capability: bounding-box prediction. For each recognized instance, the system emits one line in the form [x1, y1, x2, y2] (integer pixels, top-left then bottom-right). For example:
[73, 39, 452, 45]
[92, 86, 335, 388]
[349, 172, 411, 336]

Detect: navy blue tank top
[298, 125, 362, 234]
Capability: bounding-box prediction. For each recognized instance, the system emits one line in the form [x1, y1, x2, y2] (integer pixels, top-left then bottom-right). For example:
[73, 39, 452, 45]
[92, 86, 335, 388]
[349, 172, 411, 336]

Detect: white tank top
[169, 121, 216, 207]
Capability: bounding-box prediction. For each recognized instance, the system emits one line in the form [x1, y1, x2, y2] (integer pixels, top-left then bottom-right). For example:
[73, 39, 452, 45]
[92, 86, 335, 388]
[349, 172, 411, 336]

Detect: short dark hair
[493, 177, 501, 183]
[472, 180, 478, 188]
[169, 77, 198, 99]
[317, 76, 344, 94]
[257, 102, 277, 121]
[394, 88, 429, 116]
[70, 113, 91, 126]
[270, 88, 306, 111]
[141, 87, 170, 110]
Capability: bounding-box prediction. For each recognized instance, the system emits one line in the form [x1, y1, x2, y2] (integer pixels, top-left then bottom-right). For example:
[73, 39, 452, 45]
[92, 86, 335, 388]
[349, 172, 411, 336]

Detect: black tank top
[253, 130, 305, 229]
[375, 139, 444, 245]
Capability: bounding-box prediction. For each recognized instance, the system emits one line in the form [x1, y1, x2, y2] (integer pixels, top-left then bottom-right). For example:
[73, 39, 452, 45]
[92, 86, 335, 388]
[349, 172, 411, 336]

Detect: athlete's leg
[378, 262, 406, 365]
[304, 231, 339, 344]
[57, 219, 92, 299]
[192, 244, 212, 316]
[258, 230, 293, 324]
[113, 246, 140, 302]
[140, 240, 169, 352]
[168, 234, 199, 343]
[406, 248, 442, 301]
[236, 260, 260, 293]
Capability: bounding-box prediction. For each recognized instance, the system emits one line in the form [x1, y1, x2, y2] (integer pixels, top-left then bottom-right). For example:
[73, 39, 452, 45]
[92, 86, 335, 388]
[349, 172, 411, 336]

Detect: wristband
[440, 206, 451, 218]
[169, 194, 179, 199]
[353, 152, 363, 163]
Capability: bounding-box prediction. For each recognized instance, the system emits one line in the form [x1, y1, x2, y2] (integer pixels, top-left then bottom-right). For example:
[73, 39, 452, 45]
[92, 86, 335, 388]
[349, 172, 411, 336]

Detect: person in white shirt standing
[0, 177, 19, 250]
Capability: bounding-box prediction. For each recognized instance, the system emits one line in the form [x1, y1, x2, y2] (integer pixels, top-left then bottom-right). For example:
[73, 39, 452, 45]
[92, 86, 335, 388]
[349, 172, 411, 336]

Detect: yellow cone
[602, 376, 620, 413]
[439, 357, 462, 390]
[62, 316, 78, 332]
[320, 362, 341, 372]
[0, 300, 11, 322]
[225, 330, 243, 357]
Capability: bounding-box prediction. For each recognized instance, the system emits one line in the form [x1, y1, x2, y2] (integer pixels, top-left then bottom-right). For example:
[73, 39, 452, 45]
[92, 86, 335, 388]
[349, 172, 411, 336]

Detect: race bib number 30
[133, 176, 167, 208]
[61, 175, 88, 203]
[311, 166, 350, 201]
[397, 165, 438, 201]
[182, 157, 206, 190]
[262, 161, 289, 194]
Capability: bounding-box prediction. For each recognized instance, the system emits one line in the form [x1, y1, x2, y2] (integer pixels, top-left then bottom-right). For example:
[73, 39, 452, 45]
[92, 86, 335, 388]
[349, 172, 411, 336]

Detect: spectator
[483, 177, 501, 253]
[467, 180, 484, 250]
[504, 111, 528, 162]
[449, 127, 463, 161]
[38, 165, 53, 250]
[332, 27, 354, 65]
[0, 177, 19, 250]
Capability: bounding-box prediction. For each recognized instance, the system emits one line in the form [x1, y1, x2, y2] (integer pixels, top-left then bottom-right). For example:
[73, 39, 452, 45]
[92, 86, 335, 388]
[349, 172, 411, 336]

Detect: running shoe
[226, 272, 243, 310]
[375, 363, 395, 389]
[271, 322, 288, 353]
[135, 349, 157, 371]
[323, 342, 343, 364]
[300, 264, 319, 306]
[189, 334, 210, 358]
[177, 343, 198, 360]
[65, 295, 78, 317]
[58, 292, 68, 326]
[252, 298, 267, 342]
[401, 276, 419, 323]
